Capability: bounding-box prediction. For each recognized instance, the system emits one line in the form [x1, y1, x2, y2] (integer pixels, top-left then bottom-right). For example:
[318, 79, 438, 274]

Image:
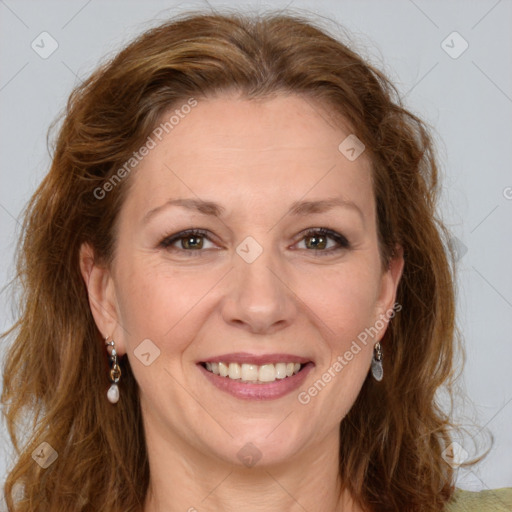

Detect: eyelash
[158, 228, 350, 256]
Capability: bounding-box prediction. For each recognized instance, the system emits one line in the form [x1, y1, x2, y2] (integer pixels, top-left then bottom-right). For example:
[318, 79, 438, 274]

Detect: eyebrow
[142, 197, 363, 224]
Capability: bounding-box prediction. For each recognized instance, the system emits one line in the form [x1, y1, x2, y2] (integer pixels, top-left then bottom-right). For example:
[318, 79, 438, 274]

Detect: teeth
[275, 363, 287, 379]
[241, 363, 259, 382]
[228, 362, 241, 379]
[258, 364, 275, 382]
[203, 361, 304, 383]
[218, 362, 229, 377]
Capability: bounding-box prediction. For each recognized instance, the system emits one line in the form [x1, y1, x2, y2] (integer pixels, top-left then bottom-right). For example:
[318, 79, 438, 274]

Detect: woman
[1, 10, 511, 512]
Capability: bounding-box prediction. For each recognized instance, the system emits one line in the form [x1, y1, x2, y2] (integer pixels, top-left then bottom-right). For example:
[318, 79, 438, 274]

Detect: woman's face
[83, 93, 403, 467]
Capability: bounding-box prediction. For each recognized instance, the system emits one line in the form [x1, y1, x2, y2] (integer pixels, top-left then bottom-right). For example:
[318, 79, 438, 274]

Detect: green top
[444, 488, 512, 511]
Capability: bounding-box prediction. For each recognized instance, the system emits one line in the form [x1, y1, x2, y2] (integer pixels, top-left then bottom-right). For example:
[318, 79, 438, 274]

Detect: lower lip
[197, 362, 315, 401]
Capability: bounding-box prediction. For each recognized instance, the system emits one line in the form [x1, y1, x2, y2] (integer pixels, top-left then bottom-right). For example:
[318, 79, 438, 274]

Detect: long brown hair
[2, 10, 474, 511]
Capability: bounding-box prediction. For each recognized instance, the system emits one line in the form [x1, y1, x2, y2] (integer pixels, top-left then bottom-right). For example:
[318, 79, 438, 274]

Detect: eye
[295, 228, 350, 255]
[158, 227, 350, 256]
[159, 229, 217, 253]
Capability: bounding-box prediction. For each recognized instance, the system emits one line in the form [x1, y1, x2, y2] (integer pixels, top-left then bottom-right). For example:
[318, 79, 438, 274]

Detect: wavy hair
[2, 10, 473, 511]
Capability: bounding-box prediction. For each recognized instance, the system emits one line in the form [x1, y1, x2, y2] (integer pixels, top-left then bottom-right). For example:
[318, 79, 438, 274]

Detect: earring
[105, 336, 121, 404]
[371, 341, 383, 382]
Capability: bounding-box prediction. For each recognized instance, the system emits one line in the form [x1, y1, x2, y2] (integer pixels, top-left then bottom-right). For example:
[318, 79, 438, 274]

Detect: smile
[202, 361, 303, 383]
[197, 353, 315, 400]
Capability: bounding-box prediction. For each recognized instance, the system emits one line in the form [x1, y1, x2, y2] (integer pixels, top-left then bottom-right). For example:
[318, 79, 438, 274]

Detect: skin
[80, 93, 403, 512]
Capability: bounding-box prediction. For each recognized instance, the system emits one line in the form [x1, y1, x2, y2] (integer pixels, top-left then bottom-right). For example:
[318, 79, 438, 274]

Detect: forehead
[125, 94, 374, 218]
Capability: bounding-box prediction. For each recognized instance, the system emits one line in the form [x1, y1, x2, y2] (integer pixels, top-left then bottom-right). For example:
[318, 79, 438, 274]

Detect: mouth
[200, 361, 307, 383]
[197, 353, 314, 400]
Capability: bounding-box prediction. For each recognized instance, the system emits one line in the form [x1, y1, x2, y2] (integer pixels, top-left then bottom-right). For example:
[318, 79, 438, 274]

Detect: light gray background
[1, 0, 511, 501]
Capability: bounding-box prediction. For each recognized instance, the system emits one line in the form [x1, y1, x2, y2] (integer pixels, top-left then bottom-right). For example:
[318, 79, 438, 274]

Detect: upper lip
[199, 352, 313, 365]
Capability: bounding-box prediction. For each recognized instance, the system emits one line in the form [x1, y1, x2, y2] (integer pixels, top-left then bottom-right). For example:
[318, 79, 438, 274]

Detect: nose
[221, 244, 297, 335]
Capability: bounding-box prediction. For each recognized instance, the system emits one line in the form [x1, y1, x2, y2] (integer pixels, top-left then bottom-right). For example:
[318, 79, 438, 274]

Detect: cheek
[301, 264, 381, 409]
[304, 267, 379, 411]
[301, 262, 382, 343]
[114, 256, 221, 345]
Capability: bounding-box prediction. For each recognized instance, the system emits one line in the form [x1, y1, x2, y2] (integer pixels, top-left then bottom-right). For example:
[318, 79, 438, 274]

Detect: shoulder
[444, 488, 512, 511]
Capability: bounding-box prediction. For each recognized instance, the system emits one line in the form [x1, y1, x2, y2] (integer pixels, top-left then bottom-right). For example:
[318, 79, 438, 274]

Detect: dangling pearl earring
[105, 336, 121, 404]
[371, 341, 383, 381]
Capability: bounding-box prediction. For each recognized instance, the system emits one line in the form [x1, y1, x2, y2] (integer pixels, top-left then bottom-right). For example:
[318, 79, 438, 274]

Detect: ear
[79, 243, 126, 356]
[373, 244, 404, 339]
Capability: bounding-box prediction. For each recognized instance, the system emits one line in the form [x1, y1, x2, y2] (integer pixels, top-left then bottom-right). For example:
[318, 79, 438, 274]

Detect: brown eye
[297, 228, 350, 254]
[304, 233, 328, 250]
[159, 229, 215, 253]
[180, 234, 204, 250]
